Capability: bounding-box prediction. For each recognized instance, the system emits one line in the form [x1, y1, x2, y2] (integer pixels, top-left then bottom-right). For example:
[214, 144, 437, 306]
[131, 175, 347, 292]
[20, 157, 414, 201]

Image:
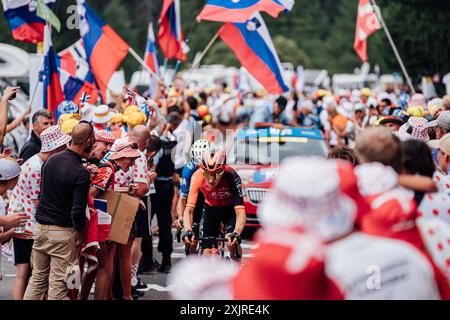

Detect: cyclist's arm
[234, 206, 246, 235]
[228, 168, 246, 235]
[177, 163, 194, 219]
[177, 196, 187, 220]
[183, 170, 202, 231]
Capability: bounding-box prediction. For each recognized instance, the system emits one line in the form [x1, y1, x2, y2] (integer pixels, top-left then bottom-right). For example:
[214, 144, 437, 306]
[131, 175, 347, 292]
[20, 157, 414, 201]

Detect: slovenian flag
[2, 0, 56, 43]
[76, 0, 129, 102]
[43, 24, 64, 118]
[144, 23, 160, 75]
[157, 0, 186, 61]
[197, 0, 294, 23]
[219, 13, 288, 94]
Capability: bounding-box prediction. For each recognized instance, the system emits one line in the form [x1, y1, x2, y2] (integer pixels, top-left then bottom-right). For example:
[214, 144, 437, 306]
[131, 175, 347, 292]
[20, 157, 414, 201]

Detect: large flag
[43, 25, 64, 117]
[58, 39, 99, 104]
[197, 0, 294, 23]
[157, 0, 186, 61]
[354, 0, 381, 62]
[219, 13, 289, 94]
[144, 23, 160, 75]
[76, 0, 129, 102]
[2, 0, 56, 43]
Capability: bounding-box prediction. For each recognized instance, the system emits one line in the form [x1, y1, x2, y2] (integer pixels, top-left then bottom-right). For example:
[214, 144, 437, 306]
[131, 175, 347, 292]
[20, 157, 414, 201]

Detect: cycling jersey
[186, 166, 244, 209]
[179, 160, 197, 197]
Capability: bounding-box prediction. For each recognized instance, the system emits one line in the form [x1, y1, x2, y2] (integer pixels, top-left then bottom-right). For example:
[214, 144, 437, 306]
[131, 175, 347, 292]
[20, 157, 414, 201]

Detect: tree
[273, 36, 311, 67]
[0, 0, 449, 84]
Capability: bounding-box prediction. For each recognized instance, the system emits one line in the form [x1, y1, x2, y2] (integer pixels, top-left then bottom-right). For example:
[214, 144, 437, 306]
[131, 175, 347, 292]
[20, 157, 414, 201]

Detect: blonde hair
[355, 127, 402, 172]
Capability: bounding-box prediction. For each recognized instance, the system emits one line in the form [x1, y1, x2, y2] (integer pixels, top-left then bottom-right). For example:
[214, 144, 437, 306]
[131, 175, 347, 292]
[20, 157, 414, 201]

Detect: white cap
[0, 158, 21, 181]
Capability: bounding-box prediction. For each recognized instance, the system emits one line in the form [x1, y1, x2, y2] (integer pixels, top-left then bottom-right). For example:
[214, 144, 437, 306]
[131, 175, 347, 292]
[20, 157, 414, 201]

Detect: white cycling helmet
[191, 139, 211, 165]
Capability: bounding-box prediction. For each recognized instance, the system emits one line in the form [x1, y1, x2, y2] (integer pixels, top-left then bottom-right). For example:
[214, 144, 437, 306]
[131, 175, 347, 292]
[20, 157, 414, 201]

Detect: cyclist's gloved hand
[226, 232, 241, 245]
[182, 230, 194, 244]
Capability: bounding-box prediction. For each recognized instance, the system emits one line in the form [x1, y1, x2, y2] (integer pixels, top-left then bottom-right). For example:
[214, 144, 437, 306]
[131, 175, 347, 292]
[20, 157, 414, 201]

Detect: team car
[228, 127, 328, 229]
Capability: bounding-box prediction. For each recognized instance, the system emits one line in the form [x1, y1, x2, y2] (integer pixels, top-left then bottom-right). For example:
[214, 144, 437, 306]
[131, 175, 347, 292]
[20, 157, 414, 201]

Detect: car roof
[236, 127, 324, 140]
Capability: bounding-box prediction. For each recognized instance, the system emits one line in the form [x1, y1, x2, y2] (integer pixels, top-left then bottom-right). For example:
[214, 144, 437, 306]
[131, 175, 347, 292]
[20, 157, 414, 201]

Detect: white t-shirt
[111, 138, 152, 195]
[325, 233, 441, 300]
[172, 119, 192, 170]
[8, 154, 43, 235]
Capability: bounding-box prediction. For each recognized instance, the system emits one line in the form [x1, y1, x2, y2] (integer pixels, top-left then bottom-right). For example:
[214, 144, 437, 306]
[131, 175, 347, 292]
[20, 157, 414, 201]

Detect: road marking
[147, 284, 173, 292]
[241, 242, 258, 250]
[172, 253, 186, 259]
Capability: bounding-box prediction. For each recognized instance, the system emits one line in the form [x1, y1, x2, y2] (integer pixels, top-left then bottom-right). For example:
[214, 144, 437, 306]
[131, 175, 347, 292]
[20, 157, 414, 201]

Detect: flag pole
[171, 60, 181, 83]
[185, 30, 221, 81]
[370, 0, 415, 94]
[128, 47, 159, 80]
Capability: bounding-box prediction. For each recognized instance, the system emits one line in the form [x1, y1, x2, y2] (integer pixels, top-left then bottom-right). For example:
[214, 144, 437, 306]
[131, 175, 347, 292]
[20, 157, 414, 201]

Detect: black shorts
[199, 204, 236, 249]
[135, 197, 150, 238]
[192, 192, 205, 238]
[13, 238, 34, 265]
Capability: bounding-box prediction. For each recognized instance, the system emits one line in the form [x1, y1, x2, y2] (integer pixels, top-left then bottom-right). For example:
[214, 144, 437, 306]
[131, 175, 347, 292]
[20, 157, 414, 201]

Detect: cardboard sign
[98, 191, 139, 245]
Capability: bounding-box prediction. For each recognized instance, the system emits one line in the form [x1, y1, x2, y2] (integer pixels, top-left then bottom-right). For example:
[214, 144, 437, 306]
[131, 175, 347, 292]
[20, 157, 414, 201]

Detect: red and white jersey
[8, 154, 43, 235]
[433, 172, 450, 194]
[112, 138, 149, 189]
[416, 218, 450, 291]
[325, 232, 442, 299]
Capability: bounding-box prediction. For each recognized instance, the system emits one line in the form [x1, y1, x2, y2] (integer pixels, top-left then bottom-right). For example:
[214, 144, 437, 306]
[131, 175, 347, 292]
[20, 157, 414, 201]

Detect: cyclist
[175, 139, 210, 253]
[183, 149, 246, 260]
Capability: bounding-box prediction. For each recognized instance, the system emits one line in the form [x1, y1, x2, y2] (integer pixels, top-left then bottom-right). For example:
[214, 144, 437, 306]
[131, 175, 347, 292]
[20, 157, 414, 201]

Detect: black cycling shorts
[199, 204, 236, 249]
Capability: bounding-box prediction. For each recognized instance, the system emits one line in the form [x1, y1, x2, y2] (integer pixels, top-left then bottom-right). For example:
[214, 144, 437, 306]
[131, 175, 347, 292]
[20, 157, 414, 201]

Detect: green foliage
[0, 0, 449, 85]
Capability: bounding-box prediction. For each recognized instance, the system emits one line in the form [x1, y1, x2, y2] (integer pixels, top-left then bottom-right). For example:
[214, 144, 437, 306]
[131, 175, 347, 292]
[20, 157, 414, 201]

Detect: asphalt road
[0, 230, 258, 300]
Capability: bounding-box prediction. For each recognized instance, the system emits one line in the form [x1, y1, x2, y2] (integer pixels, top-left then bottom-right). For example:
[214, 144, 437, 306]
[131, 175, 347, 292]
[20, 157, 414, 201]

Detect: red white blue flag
[144, 23, 160, 75]
[157, 0, 186, 61]
[2, 0, 56, 43]
[219, 13, 288, 94]
[198, 0, 294, 23]
[76, 0, 130, 102]
[43, 25, 64, 118]
[58, 39, 100, 105]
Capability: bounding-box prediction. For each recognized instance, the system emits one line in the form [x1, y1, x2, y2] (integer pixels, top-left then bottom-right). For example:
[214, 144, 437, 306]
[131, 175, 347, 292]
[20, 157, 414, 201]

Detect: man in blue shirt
[250, 96, 295, 129]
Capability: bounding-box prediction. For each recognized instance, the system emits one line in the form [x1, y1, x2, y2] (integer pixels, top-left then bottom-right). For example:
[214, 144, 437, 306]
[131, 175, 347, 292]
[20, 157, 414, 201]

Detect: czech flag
[219, 13, 289, 94]
[157, 0, 186, 61]
[76, 0, 129, 102]
[2, 0, 56, 44]
[197, 0, 294, 23]
[43, 25, 64, 118]
[144, 23, 160, 75]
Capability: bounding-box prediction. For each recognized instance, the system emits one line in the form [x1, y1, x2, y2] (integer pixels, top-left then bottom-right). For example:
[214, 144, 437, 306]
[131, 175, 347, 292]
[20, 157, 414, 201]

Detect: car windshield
[229, 136, 328, 165]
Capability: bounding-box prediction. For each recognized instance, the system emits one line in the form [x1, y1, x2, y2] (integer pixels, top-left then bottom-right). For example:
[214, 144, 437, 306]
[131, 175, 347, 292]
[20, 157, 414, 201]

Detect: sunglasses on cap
[203, 171, 224, 180]
[115, 142, 138, 152]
